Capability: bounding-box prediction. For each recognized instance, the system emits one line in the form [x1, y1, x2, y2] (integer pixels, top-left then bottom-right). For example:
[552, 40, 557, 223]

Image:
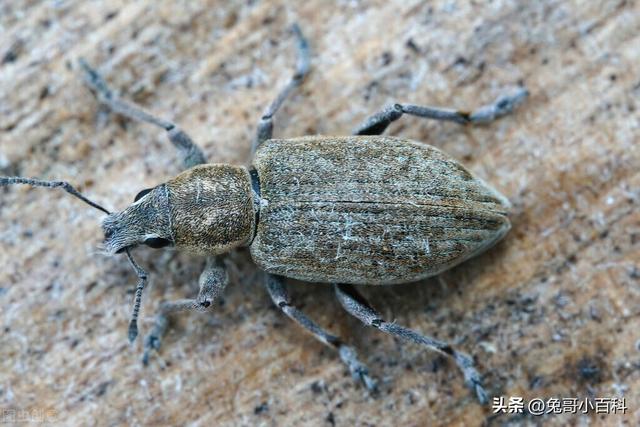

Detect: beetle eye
[144, 237, 171, 249]
[134, 188, 153, 202]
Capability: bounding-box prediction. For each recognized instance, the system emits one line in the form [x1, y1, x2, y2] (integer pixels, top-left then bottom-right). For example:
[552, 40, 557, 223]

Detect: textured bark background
[1, 1, 638, 426]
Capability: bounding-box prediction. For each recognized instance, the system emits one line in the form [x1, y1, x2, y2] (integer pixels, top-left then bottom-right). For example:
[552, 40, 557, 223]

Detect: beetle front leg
[265, 274, 378, 392]
[334, 283, 488, 404]
[142, 257, 227, 365]
[354, 87, 529, 135]
[79, 59, 206, 169]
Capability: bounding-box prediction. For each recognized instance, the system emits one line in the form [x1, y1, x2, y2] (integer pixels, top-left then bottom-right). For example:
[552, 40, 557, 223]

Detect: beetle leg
[253, 24, 310, 155]
[265, 274, 378, 392]
[354, 86, 529, 135]
[334, 283, 488, 404]
[142, 257, 227, 365]
[79, 59, 206, 169]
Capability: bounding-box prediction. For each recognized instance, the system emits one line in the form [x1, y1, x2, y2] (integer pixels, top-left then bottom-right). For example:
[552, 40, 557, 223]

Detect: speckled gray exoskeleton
[1, 24, 528, 404]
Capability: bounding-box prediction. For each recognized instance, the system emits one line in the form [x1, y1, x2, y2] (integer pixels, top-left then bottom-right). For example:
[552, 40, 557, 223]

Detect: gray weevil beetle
[1, 24, 528, 404]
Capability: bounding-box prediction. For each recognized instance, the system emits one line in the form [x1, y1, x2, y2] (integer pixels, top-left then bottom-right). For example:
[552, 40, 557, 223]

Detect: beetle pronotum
[1, 24, 527, 403]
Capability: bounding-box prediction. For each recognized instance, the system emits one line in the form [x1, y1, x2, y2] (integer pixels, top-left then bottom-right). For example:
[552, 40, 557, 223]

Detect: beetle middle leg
[354, 87, 529, 135]
[266, 274, 378, 391]
[334, 283, 488, 404]
[142, 257, 227, 365]
[79, 59, 206, 169]
[253, 24, 310, 154]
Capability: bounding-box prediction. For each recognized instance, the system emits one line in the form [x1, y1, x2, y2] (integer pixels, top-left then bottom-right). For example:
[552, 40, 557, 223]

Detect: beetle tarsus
[142, 331, 163, 366]
[335, 283, 488, 404]
[455, 351, 489, 404]
[469, 86, 529, 123]
[473, 381, 489, 406]
[339, 346, 379, 393]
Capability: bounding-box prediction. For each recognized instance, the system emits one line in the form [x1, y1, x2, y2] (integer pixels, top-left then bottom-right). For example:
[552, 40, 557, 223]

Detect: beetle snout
[101, 213, 134, 254]
[100, 187, 174, 255]
[102, 226, 127, 253]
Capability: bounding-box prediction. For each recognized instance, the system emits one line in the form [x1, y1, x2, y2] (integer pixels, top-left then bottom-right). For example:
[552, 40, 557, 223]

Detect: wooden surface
[1, 1, 638, 426]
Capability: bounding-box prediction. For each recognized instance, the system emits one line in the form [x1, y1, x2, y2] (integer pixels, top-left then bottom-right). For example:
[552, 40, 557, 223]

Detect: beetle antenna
[0, 176, 111, 215]
[125, 248, 148, 343]
[1, 176, 151, 343]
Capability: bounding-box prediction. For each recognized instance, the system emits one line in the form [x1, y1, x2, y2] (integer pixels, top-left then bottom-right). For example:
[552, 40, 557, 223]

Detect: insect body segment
[165, 165, 255, 255]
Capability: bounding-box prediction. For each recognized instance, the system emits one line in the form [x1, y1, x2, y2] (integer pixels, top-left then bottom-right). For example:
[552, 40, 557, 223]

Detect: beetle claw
[339, 345, 378, 393]
[358, 369, 379, 394]
[461, 364, 489, 404]
[473, 382, 489, 405]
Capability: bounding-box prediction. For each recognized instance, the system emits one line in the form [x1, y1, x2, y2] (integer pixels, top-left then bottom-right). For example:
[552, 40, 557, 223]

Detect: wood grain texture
[0, 1, 638, 426]
[251, 136, 510, 285]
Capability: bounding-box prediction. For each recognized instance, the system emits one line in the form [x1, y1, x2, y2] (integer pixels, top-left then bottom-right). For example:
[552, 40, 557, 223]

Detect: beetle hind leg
[334, 283, 488, 404]
[354, 87, 529, 135]
[266, 274, 378, 392]
[79, 59, 206, 169]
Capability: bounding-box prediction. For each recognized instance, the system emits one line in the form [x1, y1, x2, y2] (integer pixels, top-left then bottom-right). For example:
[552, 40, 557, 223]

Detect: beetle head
[102, 184, 173, 254]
